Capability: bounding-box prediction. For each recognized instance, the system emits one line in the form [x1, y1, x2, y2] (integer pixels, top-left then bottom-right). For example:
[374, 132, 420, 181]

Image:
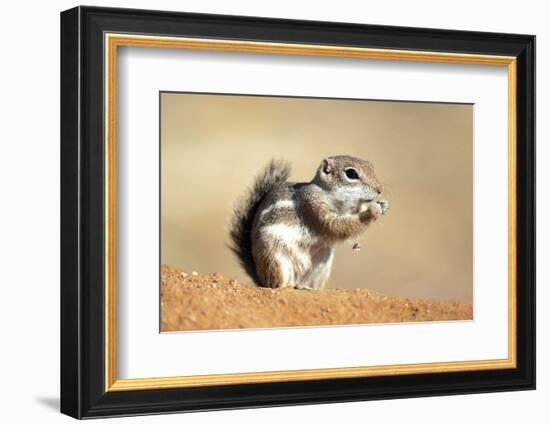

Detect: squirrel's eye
[345, 168, 360, 180]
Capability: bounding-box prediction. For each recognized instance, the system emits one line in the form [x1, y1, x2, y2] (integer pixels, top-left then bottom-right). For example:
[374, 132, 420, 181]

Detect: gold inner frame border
[104, 33, 517, 392]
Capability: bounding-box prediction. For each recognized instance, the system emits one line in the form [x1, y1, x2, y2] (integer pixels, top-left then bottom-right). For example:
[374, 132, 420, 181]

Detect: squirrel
[229, 155, 389, 290]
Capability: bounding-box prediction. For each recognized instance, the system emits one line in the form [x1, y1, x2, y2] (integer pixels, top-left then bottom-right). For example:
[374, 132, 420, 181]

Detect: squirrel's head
[312, 155, 384, 212]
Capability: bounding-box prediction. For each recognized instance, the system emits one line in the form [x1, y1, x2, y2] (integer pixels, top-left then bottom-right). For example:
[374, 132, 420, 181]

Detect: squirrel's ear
[322, 159, 332, 174]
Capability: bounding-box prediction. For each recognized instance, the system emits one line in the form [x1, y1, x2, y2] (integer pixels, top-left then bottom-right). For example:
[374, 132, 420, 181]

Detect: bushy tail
[229, 159, 291, 285]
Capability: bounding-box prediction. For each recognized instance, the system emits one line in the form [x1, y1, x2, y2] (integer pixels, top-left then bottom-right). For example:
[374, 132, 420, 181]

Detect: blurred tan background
[161, 93, 473, 303]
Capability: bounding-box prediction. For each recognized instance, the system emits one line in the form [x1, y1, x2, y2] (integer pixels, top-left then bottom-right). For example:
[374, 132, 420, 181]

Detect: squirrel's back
[228, 159, 291, 285]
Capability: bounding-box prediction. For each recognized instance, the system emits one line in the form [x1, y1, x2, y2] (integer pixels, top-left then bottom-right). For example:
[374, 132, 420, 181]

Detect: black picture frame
[61, 5, 535, 419]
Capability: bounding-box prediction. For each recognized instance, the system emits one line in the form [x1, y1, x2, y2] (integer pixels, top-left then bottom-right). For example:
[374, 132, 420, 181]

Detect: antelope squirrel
[229, 155, 389, 290]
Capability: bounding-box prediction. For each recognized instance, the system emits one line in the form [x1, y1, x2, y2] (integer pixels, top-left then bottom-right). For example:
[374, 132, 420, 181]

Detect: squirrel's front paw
[358, 199, 388, 223]
[359, 202, 381, 223]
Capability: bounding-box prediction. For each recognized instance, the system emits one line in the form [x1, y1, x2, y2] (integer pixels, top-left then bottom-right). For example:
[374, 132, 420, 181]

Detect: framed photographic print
[60, 6, 535, 419]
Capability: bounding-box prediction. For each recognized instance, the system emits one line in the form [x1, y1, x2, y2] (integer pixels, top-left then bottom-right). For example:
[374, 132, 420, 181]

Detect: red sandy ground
[160, 265, 473, 332]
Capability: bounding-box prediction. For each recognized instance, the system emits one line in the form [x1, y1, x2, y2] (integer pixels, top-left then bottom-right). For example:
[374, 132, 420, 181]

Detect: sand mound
[160, 265, 472, 332]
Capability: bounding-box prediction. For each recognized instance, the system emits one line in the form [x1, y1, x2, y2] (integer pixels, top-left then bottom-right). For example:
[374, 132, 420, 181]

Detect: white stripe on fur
[259, 200, 295, 218]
